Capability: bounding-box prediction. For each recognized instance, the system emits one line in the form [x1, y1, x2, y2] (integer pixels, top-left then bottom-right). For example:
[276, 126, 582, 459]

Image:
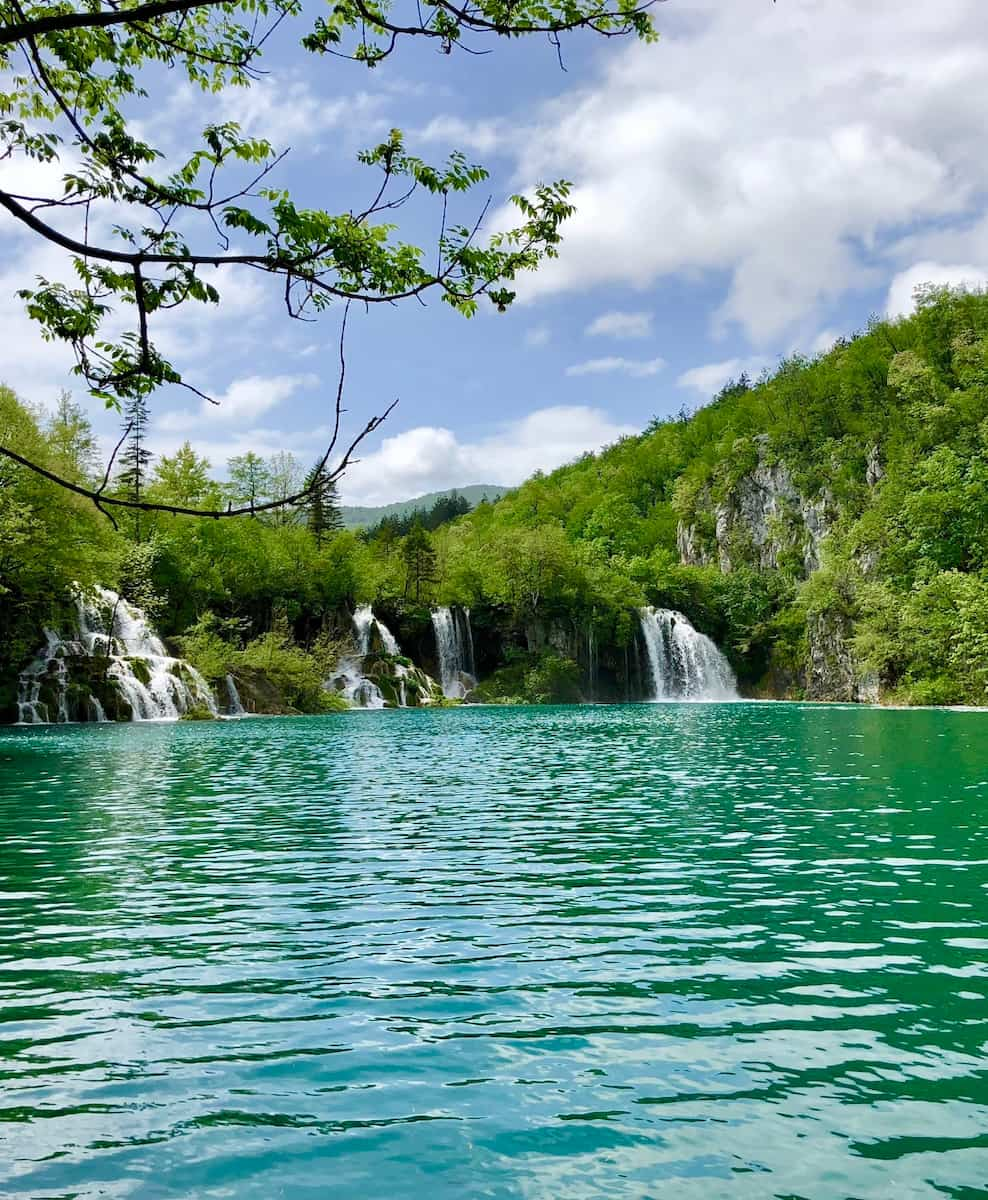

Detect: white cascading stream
[16, 586, 218, 723]
[431, 606, 477, 699]
[326, 605, 403, 709]
[639, 606, 737, 702]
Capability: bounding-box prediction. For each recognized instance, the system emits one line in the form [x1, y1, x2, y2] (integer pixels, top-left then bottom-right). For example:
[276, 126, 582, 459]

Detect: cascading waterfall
[16, 587, 218, 723]
[327, 605, 402, 709]
[431, 606, 477, 699]
[638, 606, 737, 702]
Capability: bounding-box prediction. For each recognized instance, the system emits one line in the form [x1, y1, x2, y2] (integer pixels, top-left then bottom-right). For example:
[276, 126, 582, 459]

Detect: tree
[402, 521, 438, 602]
[151, 442, 214, 507]
[46, 391, 97, 483]
[305, 461, 344, 547]
[0, 1, 655, 522]
[115, 395, 152, 538]
[267, 451, 304, 526]
[227, 452, 272, 511]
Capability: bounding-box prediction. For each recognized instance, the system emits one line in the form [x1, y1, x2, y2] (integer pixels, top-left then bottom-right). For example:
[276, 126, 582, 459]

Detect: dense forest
[3, 285, 988, 718]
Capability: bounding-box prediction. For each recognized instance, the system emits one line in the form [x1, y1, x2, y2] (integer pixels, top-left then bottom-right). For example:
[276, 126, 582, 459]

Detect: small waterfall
[224, 674, 246, 717]
[353, 604, 401, 657]
[638, 607, 737, 702]
[431, 606, 477, 699]
[15, 586, 218, 724]
[326, 605, 401, 709]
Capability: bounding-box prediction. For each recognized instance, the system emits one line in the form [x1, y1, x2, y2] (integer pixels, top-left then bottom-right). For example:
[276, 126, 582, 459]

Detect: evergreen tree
[116, 395, 152, 539]
[304, 462, 344, 547]
[402, 521, 438, 602]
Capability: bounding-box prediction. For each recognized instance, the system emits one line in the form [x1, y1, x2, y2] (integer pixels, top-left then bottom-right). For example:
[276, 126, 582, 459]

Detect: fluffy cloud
[585, 311, 652, 339]
[157, 374, 318, 434]
[566, 356, 665, 378]
[339, 405, 636, 505]
[885, 261, 987, 319]
[494, 0, 988, 341]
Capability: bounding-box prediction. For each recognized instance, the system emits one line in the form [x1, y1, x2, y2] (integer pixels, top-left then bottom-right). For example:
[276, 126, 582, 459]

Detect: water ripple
[1, 703, 986, 1198]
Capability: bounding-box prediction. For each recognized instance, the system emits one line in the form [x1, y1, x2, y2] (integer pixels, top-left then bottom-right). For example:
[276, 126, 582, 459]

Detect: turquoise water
[0, 703, 986, 1199]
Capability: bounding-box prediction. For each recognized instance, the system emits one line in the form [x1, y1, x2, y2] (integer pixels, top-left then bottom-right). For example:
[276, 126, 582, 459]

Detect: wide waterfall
[17, 587, 218, 724]
[431, 607, 477, 699]
[638, 607, 737, 702]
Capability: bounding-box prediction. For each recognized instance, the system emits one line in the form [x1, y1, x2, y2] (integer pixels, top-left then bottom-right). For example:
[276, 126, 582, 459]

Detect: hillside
[340, 484, 508, 529]
[418, 284, 988, 705]
[3, 285, 988, 714]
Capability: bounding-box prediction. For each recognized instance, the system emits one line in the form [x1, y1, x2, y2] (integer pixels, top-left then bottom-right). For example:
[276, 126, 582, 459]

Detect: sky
[2, 0, 988, 505]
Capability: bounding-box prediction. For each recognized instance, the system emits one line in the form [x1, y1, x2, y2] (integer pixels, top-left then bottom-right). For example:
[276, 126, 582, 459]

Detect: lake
[1, 703, 986, 1198]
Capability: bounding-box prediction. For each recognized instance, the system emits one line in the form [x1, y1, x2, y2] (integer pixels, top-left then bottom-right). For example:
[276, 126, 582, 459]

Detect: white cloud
[585, 310, 652, 339]
[339, 405, 636, 505]
[525, 325, 551, 348]
[885, 260, 987, 319]
[677, 357, 765, 397]
[418, 115, 506, 155]
[158, 373, 317, 434]
[566, 356, 665, 378]
[493, 0, 988, 341]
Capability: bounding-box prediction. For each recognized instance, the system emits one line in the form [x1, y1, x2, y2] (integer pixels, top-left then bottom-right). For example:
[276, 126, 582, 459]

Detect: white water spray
[638, 607, 737, 702]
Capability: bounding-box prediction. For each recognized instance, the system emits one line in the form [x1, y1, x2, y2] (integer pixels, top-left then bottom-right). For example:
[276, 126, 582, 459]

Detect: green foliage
[179, 704, 216, 721]
[472, 648, 582, 705]
[402, 521, 438, 602]
[364, 490, 472, 539]
[1, 2, 652, 423]
[0, 384, 116, 708]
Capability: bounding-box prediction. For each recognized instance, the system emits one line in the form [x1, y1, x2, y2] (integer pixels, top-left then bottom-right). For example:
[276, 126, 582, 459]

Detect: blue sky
[2, 0, 987, 503]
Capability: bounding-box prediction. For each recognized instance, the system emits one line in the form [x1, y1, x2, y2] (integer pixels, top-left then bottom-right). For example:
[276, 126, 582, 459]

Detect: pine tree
[116, 395, 152, 540]
[305, 462, 344, 547]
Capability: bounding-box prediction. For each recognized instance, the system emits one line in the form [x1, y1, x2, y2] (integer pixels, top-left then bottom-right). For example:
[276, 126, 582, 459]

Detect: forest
[3, 283, 988, 718]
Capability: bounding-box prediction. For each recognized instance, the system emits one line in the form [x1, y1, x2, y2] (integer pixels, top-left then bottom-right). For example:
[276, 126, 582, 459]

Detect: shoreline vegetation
[4, 285, 988, 722]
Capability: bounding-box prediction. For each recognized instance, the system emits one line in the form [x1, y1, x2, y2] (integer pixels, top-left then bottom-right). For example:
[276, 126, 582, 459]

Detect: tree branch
[0, 0, 231, 47]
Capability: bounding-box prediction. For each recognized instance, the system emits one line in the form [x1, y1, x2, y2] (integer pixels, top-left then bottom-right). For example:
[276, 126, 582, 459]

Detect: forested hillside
[3, 285, 988, 716]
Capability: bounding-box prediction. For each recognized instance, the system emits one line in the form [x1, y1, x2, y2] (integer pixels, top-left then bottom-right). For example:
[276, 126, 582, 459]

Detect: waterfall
[638, 607, 737, 702]
[15, 586, 218, 724]
[431, 606, 477, 699]
[326, 605, 401, 709]
[224, 674, 246, 717]
[352, 604, 400, 656]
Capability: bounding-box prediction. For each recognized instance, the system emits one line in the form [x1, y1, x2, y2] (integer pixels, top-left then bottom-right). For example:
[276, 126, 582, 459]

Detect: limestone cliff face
[805, 610, 879, 703]
[676, 436, 880, 703]
[678, 437, 834, 577]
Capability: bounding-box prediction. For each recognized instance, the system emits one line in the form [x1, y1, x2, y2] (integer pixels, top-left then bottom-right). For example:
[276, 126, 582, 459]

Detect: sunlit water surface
[1, 704, 986, 1199]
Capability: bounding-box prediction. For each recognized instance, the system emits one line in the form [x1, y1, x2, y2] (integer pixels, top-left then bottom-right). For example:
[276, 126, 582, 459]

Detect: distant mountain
[340, 484, 508, 529]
